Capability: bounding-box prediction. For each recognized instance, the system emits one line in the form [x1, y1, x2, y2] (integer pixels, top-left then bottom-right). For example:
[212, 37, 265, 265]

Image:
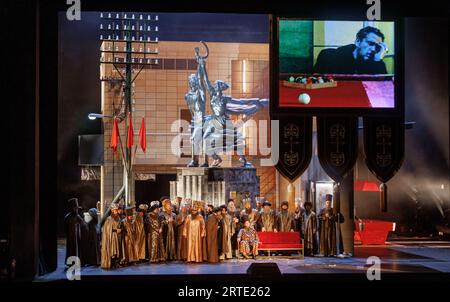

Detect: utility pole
[100, 12, 159, 206]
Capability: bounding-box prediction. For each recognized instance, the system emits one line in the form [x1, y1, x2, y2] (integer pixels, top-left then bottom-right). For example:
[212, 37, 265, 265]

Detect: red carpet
[279, 80, 372, 108]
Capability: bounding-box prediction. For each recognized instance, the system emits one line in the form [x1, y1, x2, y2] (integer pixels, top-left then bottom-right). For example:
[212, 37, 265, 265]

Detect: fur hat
[149, 205, 159, 213]
[125, 206, 135, 216]
[138, 204, 148, 212]
[262, 201, 272, 207]
[281, 200, 289, 208]
[325, 194, 333, 201]
[159, 196, 170, 203]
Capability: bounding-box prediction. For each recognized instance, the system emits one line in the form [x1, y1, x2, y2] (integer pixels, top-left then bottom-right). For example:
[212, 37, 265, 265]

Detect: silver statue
[186, 41, 268, 168]
[185, 45, 208, 167]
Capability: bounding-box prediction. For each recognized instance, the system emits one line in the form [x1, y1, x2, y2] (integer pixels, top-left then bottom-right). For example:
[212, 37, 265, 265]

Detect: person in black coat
[64, 198, 85, 266]
[314, 26, 389, 75]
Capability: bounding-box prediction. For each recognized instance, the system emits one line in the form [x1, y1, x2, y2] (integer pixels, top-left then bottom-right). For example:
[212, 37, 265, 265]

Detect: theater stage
[36, 241, 450, 282]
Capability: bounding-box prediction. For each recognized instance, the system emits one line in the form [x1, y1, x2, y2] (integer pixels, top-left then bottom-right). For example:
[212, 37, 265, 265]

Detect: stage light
[88, 113, 103, 120]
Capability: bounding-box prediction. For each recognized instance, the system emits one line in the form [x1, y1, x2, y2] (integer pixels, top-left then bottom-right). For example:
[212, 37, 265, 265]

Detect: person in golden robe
[101, 203, 122, 269]
[160, 198, 177, 261]
[135, 204, 148, 261]
[183, 205, 206, 263]
[257, 201, 277, 232]
[302, 201, 317, 256]
[176, 204, 189, 261]
[146, 201, 166, 263]
[237, 216, 259, 259]
[122, 206, 138, 264]
[276, 201, 295, 232]
[240, 199, 259, 230]
[205, 207, 221, 263]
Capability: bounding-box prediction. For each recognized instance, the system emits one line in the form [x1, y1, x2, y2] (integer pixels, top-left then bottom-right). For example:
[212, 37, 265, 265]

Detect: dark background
[5, 0, 449, 281]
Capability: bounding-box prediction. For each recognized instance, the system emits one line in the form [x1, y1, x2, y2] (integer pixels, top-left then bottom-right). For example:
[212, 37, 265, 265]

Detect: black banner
[275, 116, 313, 182]
[317, 116, 358, 182]
[363, 117, 405, 183]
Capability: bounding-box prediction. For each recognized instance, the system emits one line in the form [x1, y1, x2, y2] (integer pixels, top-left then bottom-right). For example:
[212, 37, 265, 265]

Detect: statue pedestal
[170, 167, 260, 208]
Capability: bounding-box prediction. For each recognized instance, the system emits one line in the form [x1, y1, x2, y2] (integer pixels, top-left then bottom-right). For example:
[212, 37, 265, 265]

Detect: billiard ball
[298, 93, 311, 104]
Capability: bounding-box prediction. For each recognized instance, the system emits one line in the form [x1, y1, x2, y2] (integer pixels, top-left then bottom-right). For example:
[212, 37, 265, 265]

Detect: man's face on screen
[357, 32, 383, 61]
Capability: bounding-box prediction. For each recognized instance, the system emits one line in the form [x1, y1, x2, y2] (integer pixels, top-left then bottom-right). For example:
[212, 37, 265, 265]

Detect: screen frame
[270, 16, 404, 117]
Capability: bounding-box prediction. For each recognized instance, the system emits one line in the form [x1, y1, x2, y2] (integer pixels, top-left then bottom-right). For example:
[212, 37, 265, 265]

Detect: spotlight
[88, 113, 104, 120]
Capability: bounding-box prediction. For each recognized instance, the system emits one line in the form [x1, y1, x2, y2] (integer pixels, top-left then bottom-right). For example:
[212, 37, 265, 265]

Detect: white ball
[298, 93, 311, 104]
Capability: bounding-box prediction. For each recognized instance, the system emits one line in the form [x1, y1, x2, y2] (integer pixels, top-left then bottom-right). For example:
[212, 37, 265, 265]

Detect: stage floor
[35, 240, 450, 282]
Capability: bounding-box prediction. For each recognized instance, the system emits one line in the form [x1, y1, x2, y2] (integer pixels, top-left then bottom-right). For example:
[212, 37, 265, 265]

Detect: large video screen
[278, 19, 395, 108]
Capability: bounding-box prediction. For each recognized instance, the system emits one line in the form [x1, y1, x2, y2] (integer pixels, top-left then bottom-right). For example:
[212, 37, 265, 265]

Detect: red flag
[126, 113, 134, 149]
[110, 117, 119, 153]
[139, 117, 146, 152]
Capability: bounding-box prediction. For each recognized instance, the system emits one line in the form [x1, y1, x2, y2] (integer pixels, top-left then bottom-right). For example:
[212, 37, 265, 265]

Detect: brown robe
[160, 210, 177, 260]
[183, 214, 206, 262]
[205, 213, 220, 263]
[135, 214, 146, 260]
[302, 211, 317, 256]
[176, 212, 188, 260]
[318, 208, 336, 257]
[122, 217, 139, 263]
[220, 213, 234, 259]
[146, 212, 166, 262]
[100, 215, 121, 269]
[258, 210, 276, 232]
[277, 210, 295, 232]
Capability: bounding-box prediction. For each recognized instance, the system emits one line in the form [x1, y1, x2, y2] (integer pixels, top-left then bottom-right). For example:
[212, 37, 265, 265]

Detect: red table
[279, 80, 372, 108]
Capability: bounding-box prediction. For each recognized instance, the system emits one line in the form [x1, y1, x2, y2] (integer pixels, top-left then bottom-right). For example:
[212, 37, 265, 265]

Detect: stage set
[3, 1, 449, 288]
